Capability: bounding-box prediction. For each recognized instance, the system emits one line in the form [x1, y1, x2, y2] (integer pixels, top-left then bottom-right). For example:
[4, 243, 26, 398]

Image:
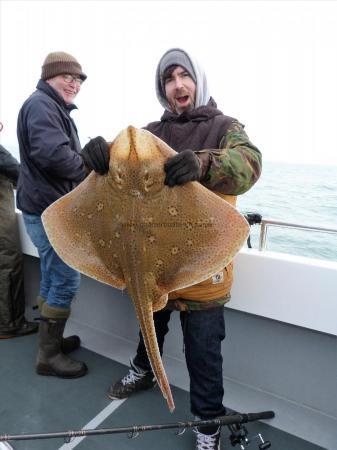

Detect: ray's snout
[111, 126, 174, 165]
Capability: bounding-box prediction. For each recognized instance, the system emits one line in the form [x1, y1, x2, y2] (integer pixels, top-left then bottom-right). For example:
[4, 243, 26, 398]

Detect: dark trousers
[0, 177, 25, 331]
[133, 307, 227, 419]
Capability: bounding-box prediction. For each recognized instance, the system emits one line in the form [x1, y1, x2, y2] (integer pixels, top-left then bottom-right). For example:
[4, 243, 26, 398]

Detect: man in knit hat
[17, 51, 91, 379]
[81, 48, 262, 449]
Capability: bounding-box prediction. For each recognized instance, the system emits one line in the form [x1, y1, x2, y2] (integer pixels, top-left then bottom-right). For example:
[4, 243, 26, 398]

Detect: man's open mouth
[176, 96, 189, 104]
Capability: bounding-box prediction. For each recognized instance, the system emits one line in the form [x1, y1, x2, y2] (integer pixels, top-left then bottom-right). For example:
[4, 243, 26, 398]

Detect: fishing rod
[0, 410, 274, 448]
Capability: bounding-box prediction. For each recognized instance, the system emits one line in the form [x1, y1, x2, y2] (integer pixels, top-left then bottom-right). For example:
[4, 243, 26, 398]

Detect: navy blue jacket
[16, 80, 86, 215]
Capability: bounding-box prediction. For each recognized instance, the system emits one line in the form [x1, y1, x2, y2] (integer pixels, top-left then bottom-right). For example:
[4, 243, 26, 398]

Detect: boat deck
[0, 334, 326, 450]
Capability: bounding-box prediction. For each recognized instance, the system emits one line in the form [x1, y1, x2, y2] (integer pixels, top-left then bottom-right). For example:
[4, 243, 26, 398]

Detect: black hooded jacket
[16, 80, 86, 215]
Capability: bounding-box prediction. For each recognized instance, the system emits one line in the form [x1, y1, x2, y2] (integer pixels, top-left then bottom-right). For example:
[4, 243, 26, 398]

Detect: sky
[1, 0, 337, 165]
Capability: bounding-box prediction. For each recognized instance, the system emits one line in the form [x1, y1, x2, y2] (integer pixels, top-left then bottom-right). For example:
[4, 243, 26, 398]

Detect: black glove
[82, 136, 110, 175]
[164, 149, 201, 187]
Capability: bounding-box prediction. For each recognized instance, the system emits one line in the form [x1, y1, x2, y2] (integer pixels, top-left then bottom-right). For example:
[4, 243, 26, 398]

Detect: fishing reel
[244, 212, 262, 227]
[227, 422, 271, 449]
[243, 212, 262, 249]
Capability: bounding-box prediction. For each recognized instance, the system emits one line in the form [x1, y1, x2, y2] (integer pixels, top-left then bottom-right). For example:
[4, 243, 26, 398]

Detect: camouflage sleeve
[196, 121, 262, 195]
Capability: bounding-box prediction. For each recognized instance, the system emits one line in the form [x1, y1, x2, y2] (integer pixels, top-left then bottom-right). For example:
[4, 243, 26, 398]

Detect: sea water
[237, 161, 337, 262]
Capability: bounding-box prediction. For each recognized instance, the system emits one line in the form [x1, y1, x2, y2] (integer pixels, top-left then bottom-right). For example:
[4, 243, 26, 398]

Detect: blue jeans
[134, 307, 227, 419]
[22, 213, 81, 309]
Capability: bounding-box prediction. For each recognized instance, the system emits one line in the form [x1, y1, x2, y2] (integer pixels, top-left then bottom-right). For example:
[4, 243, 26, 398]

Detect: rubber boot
[37, 297, 80, 354]
[36, 316, 88, 378]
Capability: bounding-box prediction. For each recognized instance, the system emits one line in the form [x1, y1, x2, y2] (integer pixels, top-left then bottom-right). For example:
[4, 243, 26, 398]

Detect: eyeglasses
[62, 74, 83, 85]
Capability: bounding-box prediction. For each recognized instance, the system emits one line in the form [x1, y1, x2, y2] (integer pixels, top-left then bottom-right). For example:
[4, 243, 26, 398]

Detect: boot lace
[121, 368, 145, 386]
[194, 429, 219, 450]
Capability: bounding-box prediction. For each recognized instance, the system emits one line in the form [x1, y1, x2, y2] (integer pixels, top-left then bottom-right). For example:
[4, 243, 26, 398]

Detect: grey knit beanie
[41, 51, 87, 81]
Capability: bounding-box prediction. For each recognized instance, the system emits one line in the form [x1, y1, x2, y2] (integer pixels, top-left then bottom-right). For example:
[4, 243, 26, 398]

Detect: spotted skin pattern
[42, 126, 249, 412]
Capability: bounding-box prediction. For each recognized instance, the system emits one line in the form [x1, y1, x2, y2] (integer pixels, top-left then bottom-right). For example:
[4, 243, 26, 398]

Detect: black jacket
[16, 80, 86, 215]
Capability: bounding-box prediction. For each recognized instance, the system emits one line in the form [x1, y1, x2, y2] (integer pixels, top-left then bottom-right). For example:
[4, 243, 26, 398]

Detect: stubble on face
[171, 88, 196, 114]
[164, 67, 196, 115]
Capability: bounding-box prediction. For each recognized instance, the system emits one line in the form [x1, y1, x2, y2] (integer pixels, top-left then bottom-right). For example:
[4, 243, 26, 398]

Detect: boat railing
[258, 218, 337, 251]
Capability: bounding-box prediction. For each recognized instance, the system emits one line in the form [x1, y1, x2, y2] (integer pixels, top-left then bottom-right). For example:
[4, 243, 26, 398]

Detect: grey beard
[183, 100, 195, 113]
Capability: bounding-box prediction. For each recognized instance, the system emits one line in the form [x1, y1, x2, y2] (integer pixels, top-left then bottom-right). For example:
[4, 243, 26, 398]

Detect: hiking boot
[0, 320, 38, 339]
[108, 359, 156, 400]
[194, 426, 221, 450]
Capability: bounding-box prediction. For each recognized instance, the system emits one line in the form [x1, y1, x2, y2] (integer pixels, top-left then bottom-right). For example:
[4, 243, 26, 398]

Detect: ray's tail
[133, 298, 175, 412]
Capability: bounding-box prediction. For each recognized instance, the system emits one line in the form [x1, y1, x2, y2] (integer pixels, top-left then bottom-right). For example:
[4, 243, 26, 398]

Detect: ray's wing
[42, 172, 126, 289]
[136, 181, 250, 295]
